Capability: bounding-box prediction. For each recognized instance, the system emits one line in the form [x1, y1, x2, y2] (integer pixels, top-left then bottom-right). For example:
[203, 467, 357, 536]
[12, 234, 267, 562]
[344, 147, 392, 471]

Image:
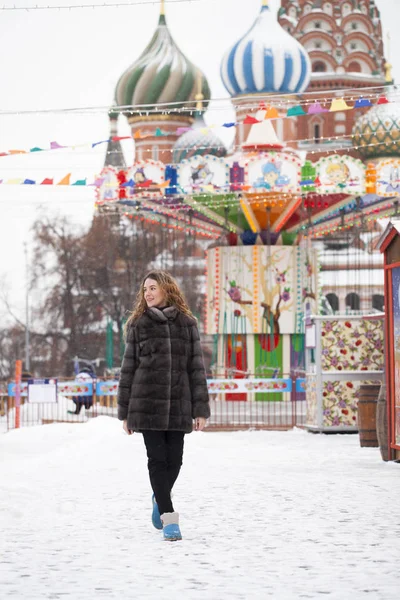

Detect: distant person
[118, 270, 210, 542]
[68, 367, 95, 415]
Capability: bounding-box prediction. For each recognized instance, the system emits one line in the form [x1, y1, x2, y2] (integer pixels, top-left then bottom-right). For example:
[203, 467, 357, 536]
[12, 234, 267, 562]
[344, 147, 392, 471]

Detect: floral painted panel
[321, 319, 384, 372]
[322, 379, 379, 428]
[306, 373, 318, 426]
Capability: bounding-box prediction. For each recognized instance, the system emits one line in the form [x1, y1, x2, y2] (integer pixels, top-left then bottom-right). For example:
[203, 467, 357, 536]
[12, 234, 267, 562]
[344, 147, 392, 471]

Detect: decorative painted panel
[321, 319, 384, 371]
[244, 152, 301, 194]
[306, 373, 318, 426]
[316, 155, 365, 195]
[177, 155, 230, 194]
[206, 246, 319, 336]
[126, 160, 165, 195]
[376, 158, 400, 197]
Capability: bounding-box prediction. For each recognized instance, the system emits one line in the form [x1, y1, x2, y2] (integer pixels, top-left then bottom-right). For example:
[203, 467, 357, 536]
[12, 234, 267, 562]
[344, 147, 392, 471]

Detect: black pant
[142, 431, 185, 516]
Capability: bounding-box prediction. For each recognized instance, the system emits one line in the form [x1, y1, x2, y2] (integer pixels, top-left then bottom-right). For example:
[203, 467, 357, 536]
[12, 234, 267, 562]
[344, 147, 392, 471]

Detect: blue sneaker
[152, 494, 163, 530]
[161, 512, 182, 541]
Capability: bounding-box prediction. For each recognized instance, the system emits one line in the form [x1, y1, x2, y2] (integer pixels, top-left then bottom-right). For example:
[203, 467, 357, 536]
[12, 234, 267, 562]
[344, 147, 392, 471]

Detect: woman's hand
[123, 420, 133, 435]
[194, 417, 207, 431]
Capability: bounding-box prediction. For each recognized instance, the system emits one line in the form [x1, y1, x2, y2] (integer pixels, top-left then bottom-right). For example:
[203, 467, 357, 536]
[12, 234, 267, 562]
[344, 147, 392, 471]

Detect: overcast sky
[0, 0, 399, 319]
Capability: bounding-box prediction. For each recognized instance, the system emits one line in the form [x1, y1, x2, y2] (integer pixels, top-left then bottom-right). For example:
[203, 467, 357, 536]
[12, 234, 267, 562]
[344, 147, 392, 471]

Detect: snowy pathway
[0, 418, 399, 600]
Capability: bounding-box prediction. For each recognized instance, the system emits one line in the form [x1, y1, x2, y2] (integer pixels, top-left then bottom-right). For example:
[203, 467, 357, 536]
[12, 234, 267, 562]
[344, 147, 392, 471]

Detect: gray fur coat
[117, 306, 210, 433]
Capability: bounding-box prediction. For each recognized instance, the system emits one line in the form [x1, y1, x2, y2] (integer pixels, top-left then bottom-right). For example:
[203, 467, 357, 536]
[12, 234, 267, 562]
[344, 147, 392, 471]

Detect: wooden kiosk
[378, 220, 400, 461]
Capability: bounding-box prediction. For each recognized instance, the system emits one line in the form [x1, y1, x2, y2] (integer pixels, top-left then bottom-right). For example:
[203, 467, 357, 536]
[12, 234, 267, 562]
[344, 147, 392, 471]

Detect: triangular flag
[112, 136, 131, 142]
[41, 178, 53, 185]
[57, 174, 71, 185]
[7, 178, 23, 184]
[354, 97, 373, 108]
[287, 105, 306, 117]
[50, 141, 65, 150]
[176, 127, 192, 135]
[0, 152, 8, 157]
[265, 106, 279, 119]
[158, 180, 171, 188]
[88, 177, 105, 187]
[72, 179, 86, 186]
[23, 179, 36, 185]
[377, 95, 390, 105]
[243, 115, 260, 125]
[92, 139, 110, 148]
[222, 122, 237, 128]
[133, 130, 142, 139]
[329, 98, 352, 111]
[9, 149, 26, 154]
[155, 128, 165, 137]
[121, 179, 135, 187]
[30, 147, 44, 152]
[307, 102, 328, 114]
[314, 177, 321, 186]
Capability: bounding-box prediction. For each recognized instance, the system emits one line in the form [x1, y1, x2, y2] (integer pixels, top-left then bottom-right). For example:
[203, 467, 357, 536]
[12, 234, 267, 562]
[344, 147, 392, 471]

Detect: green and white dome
[352, 102, 400, 159]
[115, 6, 211, 115]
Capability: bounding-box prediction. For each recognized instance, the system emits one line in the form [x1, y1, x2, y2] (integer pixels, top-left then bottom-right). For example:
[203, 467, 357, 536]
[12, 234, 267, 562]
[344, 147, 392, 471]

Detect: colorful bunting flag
[265, 106, 279, 119]
[30, 147, 44, 152]
[287, 105, 306, 117]
[329, 98, 352, 112]
[377, 95, 389, 105]
[57, 174, 71, 185]
[307, 102, 328, 114]
[92, 140, 110, 148]
[354, 97, 373, 108]
[23, 179, 36, 185]
[243, 115, 260, 125]
[72, 179, 86, 186]
[41, 178, 53, 185]
[50, 141, 65, 150]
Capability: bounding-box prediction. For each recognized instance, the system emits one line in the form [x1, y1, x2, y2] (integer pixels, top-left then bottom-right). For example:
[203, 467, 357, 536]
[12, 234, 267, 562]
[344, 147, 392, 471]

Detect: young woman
[117, 270, 210, 542]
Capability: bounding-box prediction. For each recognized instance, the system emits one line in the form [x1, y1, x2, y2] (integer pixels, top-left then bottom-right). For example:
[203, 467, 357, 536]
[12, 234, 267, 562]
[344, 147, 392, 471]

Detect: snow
[0, 417, 399, 599]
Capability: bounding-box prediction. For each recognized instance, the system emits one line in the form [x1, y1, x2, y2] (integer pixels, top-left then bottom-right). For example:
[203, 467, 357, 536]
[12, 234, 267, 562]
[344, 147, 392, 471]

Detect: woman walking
[117, 270, 210, 541]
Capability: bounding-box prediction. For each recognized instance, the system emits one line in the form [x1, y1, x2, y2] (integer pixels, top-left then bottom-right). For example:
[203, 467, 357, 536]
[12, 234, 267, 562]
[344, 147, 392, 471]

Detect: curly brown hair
[124, 270, 195, 337]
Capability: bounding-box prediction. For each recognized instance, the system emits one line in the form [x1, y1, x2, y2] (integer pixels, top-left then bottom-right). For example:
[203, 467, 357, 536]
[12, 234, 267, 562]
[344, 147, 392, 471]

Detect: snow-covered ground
[0, 418, 399, 600]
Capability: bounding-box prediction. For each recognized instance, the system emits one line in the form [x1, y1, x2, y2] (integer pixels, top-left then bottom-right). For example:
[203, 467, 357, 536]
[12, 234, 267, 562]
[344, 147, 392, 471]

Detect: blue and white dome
[221, 0, 311, 96]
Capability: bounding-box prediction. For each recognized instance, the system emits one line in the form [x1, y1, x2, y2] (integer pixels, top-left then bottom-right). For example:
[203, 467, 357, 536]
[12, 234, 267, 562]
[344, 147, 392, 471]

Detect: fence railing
[1, 376, 306, 432]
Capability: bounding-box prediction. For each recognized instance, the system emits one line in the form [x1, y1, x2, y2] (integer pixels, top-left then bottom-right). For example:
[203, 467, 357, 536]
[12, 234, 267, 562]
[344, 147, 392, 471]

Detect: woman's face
[144, 278, 165, 308]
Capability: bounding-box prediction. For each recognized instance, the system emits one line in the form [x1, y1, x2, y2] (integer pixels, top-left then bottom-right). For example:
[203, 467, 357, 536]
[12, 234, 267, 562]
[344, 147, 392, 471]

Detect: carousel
[94, 0, 400, 431]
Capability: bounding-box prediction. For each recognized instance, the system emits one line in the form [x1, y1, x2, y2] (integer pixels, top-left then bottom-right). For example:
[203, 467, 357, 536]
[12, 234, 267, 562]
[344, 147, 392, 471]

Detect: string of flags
[0, 94, 393, 160]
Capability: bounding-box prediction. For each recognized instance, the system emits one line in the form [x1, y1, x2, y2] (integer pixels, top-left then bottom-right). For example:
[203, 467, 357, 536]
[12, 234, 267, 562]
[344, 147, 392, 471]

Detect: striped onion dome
[352, 102, 400, 159]
[221, 0, 311, 96]
[173, 113, 227, 163]
[115, 6, 211, 115]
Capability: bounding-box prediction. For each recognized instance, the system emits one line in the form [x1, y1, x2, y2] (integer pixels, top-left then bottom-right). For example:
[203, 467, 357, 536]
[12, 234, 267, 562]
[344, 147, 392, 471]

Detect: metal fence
[0, 376, 306, 433]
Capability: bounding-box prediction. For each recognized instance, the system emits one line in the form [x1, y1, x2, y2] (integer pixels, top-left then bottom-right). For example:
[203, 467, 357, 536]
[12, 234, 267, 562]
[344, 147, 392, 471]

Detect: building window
[313, 61, 327, 72]
[346, 293, 360, 311]
[350, 42, 357, 50]
[335, 112, 346, 122]
[326, 293, 339, 313]
[372, 294, 384, 312]
[351, 22, 358, 30]
[315, 21, 321, 29]
[314, 124, 321, 143]
[334, 124, 346, 134]
[152, 145, 159, 161]
[315, 41, 322, 49]
[323, 2, 333, 16]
